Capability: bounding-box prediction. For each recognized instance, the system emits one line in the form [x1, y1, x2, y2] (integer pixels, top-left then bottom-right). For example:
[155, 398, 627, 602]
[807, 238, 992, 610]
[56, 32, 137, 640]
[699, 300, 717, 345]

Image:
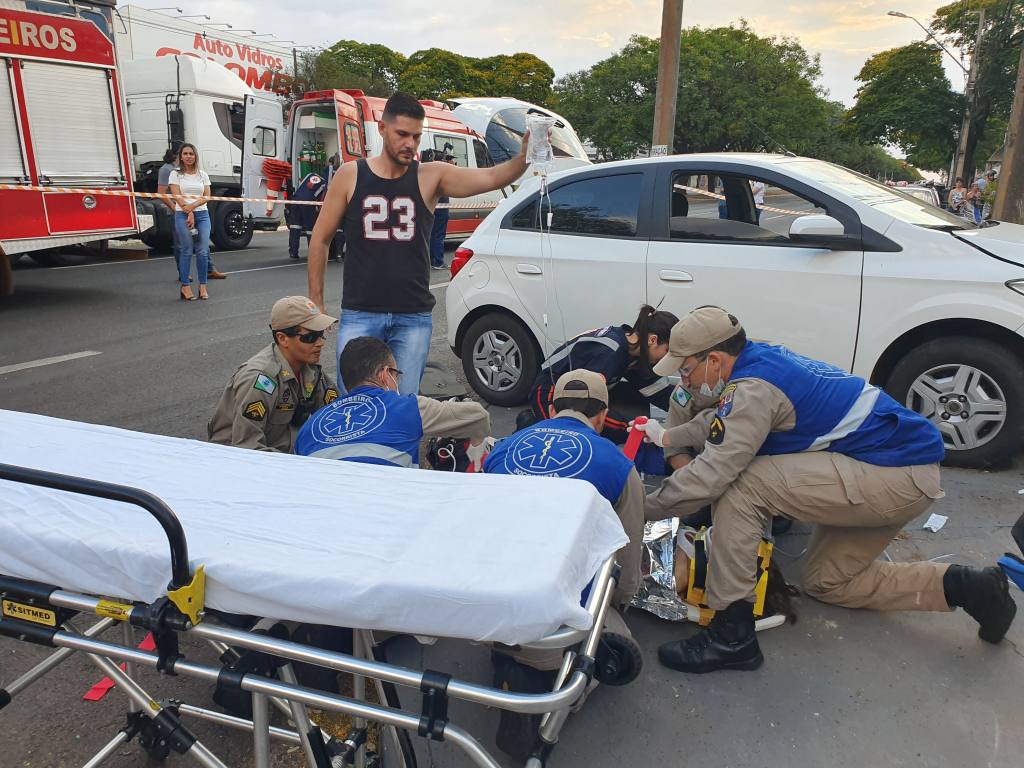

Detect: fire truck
[0, 0, 149, 266]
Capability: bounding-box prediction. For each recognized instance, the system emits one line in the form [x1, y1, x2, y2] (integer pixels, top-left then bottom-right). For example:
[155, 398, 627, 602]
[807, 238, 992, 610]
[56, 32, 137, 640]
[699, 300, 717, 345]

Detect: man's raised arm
[436, 132, 531, 200]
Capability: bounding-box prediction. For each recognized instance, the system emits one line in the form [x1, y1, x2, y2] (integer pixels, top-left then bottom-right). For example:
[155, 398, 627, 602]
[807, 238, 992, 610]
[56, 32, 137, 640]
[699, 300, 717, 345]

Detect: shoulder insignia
[253, 373, 277, 395]
[708, 415, 726, 445]
[243, 401, 267, 421]
[672, 385, 692, 408]
[324, 388, 339, 404]
[717, 382, 737, 418]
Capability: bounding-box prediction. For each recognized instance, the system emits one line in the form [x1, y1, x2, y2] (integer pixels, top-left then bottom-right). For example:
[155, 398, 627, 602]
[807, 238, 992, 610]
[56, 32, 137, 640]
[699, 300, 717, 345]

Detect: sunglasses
[283, 329, 326, 344]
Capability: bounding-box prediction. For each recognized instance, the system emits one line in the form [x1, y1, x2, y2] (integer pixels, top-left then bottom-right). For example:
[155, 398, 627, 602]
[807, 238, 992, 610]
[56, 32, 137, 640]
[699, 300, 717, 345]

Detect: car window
[434, 135, 469, 167]
[485, 107, 589, 164]
[667, 171, 826, 244]
[473, 138, 494, 168]
[790, 160, 974, 229]
[510, 174, 642, 237]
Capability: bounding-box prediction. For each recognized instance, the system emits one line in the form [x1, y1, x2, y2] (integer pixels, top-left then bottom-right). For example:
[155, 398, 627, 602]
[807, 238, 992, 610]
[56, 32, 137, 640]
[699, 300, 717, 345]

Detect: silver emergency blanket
[0, 410, 627, 645]
[630, 518, 690, 621]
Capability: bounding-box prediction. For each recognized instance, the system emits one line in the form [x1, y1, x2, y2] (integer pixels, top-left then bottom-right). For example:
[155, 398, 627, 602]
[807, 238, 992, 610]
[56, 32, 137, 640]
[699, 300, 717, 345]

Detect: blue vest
[484, 415, 633, 503]
[730, 342, 944, 467]
[295, 386, 423, 467]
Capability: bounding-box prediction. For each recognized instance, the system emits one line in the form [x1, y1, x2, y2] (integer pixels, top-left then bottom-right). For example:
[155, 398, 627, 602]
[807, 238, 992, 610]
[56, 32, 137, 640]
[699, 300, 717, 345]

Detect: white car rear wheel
[460, 313, 539, 406]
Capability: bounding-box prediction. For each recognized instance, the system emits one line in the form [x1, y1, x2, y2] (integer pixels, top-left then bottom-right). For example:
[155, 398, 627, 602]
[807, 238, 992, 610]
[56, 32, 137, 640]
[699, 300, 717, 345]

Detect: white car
[445, 153, 1024, 468]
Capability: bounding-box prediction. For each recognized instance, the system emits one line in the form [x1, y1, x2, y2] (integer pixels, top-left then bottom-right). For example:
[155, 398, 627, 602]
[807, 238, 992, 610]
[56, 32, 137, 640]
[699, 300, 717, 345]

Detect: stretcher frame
[0, 462, 625, 768]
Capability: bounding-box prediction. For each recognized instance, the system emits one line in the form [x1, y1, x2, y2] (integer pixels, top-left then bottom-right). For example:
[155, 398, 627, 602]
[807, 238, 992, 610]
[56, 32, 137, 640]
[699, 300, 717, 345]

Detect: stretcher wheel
[594, 632, 643, 686]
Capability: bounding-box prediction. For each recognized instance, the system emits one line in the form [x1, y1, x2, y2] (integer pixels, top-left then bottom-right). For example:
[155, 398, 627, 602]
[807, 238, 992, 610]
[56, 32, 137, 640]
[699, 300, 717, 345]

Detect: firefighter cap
[270, 296, 337, 332]
[654, 307, 744, 376]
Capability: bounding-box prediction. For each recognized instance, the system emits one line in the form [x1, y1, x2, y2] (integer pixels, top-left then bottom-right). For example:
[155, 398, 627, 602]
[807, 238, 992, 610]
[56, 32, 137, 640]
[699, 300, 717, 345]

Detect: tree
[932, 0, 1024, 177]
[398, 48, 489, 100]
[844, 43, 962, 171]
[553, 24, 833, 160]
[475, 53, 555, 105]
[313, 41, 407, 96]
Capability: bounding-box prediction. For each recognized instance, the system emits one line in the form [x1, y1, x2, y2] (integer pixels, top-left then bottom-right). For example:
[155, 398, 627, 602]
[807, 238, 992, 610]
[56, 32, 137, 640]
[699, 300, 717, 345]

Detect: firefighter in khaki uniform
[208, 296, 339, 452]
[638, 307, 1017, 674]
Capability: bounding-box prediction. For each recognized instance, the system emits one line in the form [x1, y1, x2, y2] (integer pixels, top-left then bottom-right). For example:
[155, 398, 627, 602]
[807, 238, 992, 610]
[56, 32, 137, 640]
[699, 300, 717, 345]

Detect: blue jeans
[175, 210, 210, 285]
[430, 205, 449, 267]
[336, 309, 432, 395]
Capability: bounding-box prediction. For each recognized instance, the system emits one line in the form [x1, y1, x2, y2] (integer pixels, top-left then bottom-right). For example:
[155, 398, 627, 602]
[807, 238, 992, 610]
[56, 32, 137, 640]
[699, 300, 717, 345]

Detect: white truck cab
[122, 56, 284, 250]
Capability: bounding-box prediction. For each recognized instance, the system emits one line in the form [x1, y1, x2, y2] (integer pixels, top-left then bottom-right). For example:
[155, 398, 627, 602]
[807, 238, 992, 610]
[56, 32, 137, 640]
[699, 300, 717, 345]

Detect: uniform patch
[708, 416, 726, 445]
[244, 401, 267, 421]
[275, 403, 295, 411]
[324, 388, 338, 404]
[672, 385, 692, 408]
[253, 374, 277, 395]
[717, 383, 737, 418]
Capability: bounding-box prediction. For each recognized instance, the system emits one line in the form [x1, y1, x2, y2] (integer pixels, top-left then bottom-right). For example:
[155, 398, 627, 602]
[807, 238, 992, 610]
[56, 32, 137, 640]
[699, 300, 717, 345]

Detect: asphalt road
[1, 231, 1023, 768]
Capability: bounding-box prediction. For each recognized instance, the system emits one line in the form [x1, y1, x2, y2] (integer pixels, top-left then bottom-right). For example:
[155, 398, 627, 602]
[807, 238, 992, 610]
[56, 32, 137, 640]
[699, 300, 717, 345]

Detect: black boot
[515, 407, 540, 432]
[943, 565, 1017, 643]
[658, 600, 763, 673]
[491, 652, 556, 760]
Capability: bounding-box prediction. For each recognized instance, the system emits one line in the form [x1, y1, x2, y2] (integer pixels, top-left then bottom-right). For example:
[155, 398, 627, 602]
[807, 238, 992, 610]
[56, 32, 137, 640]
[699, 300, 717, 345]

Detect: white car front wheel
[886, 337, 1024, 468]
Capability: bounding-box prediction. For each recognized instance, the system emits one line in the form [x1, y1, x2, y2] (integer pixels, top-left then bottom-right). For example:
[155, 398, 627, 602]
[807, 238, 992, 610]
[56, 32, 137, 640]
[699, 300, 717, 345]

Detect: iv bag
[526, 115, 556, 173]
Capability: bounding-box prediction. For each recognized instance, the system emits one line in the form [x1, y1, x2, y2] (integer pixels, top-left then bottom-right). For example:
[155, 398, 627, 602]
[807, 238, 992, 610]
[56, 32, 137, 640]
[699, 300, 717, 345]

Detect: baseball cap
[270, 296, 337, 332]
[553, 369, 609, 407]
[653, 307, 743, 376]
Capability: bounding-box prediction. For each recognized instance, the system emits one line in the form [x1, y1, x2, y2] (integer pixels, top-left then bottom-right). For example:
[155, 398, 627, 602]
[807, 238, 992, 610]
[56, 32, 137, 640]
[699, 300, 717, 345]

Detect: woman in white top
[169, 143, 212, 300]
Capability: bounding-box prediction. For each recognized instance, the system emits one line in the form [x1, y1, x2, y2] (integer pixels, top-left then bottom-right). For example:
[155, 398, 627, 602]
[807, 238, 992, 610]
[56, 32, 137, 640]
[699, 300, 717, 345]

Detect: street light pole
[953, 8, 986, 183]
[651, 0, 684, 156]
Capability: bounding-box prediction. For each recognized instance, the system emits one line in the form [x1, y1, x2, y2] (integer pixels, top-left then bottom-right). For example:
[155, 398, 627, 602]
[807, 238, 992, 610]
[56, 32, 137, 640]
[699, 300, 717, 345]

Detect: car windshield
[792, 161, 976, 230]
[485, 107, 589, 164]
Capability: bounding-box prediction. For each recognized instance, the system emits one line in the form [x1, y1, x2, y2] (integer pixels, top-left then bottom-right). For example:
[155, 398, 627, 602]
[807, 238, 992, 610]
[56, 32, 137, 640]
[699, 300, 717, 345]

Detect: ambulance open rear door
[242, 91, 285, 223]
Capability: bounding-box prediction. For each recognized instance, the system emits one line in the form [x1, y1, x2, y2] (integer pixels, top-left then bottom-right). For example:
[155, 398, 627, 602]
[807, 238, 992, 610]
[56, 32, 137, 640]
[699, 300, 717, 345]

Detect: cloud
[122, 0, 960, 104]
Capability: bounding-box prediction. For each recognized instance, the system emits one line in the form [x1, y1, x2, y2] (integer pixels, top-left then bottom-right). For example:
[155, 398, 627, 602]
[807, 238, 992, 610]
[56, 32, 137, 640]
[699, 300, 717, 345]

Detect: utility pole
[953, 8, 986, 183]
[992, 39, 1024, 224]
[651, 0, 684, 156]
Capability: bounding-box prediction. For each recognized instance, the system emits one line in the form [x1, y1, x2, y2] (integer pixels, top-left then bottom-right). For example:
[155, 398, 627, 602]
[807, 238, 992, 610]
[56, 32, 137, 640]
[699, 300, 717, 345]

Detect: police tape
[0, 183, 500, 210]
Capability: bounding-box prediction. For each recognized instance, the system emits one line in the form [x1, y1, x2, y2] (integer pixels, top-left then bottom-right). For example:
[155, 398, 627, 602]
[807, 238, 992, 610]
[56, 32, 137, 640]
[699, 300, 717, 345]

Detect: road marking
[429, 281, 450, 290]
[0, 350, 102, 375]
[224, 263, 305, 275]
[52, 257, 168, 270]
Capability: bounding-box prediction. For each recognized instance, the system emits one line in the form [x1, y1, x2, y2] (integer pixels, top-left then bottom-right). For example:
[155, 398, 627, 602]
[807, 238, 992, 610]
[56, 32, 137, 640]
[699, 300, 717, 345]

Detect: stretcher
[0, 410, 637, 767]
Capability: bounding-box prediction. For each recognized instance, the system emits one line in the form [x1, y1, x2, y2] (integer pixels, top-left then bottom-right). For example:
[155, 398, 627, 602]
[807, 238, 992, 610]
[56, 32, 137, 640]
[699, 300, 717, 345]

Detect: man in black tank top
[308, 92, 528, 394]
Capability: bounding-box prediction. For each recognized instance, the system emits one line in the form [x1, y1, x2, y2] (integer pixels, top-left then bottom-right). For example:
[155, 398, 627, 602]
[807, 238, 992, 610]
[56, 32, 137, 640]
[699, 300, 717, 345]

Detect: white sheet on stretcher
[0, 410, 627, 645]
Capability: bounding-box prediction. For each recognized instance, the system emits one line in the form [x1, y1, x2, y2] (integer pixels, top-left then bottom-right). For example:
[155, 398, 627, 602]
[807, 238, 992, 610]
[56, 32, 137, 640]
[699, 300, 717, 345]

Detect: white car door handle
[659, 269, 693, 283]
[516, 264, 543, 275]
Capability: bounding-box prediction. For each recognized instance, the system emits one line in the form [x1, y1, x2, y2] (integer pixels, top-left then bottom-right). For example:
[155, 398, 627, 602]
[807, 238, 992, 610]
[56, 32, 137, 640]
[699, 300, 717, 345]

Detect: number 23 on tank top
[362, 195, 416, 241]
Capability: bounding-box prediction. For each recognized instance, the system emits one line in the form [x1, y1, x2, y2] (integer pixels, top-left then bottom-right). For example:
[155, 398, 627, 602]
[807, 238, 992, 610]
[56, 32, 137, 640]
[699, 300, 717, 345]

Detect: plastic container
[525, 115, 556, 170]
[622, 416, 648, 460]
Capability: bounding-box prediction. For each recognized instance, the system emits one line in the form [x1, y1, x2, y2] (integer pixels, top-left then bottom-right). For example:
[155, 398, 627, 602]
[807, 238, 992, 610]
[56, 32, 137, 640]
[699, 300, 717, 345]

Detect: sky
[125, 1, 970, 106]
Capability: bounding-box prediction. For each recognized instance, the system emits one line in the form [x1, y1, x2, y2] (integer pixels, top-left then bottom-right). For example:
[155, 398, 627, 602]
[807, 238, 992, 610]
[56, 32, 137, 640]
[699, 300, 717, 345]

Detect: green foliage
[311, 42, 555, 104]
[312, 40, 407, 96]
[844, 42, 962, 171]
[932, 0, 1023, 175]
[554, 24, 832, 160]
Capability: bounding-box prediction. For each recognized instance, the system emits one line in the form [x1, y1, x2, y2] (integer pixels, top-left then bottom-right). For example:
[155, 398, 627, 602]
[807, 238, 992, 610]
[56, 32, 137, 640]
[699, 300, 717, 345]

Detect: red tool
[262, 159, 293, 215]
[622, 416, 648, 460]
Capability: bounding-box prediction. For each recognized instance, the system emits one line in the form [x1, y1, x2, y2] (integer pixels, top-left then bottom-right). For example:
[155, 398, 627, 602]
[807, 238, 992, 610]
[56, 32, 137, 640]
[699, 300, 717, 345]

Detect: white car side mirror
[790, 215, 845, 239]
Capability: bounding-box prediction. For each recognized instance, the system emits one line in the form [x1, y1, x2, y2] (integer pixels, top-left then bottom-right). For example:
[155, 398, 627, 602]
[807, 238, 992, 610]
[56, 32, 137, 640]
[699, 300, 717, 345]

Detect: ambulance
[277, 90, 508, 240]
[0, 0, 149, 265]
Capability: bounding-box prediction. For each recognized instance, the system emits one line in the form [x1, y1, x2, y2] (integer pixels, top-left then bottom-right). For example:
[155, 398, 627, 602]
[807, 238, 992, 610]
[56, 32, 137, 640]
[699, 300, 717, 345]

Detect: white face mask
[698, 357, 725, 399]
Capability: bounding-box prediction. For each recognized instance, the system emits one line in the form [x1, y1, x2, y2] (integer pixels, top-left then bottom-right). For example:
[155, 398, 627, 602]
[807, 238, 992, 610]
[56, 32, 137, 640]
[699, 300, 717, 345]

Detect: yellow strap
[166, 565, 206, 625]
